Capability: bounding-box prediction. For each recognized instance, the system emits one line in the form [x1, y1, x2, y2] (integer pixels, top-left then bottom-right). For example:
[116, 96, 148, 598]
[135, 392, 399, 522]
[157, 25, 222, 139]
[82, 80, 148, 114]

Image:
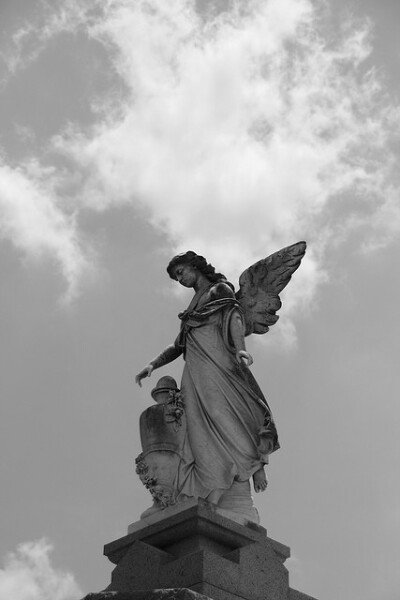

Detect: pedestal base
[82, 500, 318, 600]
[128, 497, 257, 533]
[81, 500, 313, 600]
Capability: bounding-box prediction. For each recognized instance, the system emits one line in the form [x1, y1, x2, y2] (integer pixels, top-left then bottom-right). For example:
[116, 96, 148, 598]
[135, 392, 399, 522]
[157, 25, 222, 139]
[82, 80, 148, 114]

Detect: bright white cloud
[59, 0, 399, 280]
[0, 539, 82, 600]
[0, 160, 89, 301]
[0, 0, 399, 311]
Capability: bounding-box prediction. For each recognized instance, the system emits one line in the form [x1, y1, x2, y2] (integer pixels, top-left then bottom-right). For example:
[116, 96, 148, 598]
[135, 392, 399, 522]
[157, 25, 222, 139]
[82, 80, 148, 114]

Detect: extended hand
[236, 350, 253, 367]
[135, 364, 154, 387]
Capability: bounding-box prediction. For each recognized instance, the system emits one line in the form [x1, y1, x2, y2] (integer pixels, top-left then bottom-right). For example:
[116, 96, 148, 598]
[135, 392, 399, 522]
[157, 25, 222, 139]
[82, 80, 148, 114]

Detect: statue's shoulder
[208, 281, 235, 301]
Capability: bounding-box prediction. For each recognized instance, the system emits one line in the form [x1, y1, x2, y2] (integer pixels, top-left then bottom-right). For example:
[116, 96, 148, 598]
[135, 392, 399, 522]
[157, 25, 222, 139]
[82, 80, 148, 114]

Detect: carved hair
[167, 251, 227, 284]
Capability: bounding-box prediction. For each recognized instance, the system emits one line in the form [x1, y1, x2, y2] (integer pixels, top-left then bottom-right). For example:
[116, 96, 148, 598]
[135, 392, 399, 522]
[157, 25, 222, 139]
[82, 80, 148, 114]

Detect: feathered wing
[235, 241, 307, 336]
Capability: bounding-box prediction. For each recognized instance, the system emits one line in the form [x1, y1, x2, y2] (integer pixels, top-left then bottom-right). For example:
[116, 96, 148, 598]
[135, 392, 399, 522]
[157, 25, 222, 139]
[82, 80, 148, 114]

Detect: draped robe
[175, 281, 279, 500]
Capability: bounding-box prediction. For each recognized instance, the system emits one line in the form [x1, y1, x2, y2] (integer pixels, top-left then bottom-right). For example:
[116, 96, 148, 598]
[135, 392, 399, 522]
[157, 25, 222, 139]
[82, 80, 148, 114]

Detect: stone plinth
[83, 500, 317, 600]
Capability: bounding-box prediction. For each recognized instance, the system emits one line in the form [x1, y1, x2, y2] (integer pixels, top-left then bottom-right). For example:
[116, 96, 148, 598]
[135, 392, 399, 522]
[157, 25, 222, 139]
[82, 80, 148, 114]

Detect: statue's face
[171, 263, 198, 288]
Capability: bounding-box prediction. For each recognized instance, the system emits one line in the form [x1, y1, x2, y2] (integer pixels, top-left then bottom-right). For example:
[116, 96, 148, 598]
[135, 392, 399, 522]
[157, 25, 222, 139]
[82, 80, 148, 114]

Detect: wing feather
[235, 241, 306, 335]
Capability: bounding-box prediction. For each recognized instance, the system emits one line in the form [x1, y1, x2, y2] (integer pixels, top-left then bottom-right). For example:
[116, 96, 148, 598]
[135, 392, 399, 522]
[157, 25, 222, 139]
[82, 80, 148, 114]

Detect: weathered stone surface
[127, 498, 199, 534]
[136, 377, 186, 517]
[127, 496, 261, 536]
[82, 588, 212, 600]
[84, 501, 318, 600]
[103, 500, 291, 600]
[82, 586, 319, 600]
[107, 499, 266, 566]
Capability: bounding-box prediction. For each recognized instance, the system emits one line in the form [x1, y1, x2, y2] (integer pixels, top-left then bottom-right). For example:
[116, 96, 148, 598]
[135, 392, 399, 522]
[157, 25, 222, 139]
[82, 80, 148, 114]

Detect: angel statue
[135, 242, 306, 523]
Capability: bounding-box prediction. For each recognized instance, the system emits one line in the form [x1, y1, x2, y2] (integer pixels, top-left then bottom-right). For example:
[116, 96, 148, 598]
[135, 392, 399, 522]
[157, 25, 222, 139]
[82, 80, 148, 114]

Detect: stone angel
[135, 242, 306, 523]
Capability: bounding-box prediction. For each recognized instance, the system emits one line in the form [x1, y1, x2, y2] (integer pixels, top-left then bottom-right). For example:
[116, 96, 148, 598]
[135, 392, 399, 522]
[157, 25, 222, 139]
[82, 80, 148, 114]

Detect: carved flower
[151, 488, 176, 509]
[143, 475, 157, 489]
[165, 392, 185, 427]
[135, 453, 149, 475]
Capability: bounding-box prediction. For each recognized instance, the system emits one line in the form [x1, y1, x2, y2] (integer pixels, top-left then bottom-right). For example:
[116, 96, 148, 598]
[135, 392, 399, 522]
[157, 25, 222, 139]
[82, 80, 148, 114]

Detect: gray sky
[0, 1, 399, 599]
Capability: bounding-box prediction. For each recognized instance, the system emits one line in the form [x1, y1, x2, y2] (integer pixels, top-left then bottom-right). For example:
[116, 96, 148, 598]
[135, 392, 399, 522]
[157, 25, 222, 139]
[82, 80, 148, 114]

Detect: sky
[0, 0, 399, 599]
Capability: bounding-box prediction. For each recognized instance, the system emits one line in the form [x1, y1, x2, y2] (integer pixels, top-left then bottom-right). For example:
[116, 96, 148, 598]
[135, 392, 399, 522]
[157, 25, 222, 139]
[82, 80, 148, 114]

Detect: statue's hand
[236, 350, 253, 367]
[135, 364, 154, 387]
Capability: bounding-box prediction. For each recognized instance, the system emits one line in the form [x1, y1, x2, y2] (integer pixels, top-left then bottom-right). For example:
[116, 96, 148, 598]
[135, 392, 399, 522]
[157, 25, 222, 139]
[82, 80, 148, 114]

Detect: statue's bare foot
[253, 467, 268, 493]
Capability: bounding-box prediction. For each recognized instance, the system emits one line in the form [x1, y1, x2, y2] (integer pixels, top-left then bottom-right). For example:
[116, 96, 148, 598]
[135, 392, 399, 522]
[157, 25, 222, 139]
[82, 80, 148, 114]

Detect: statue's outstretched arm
[229, 310, 253, 367]
[135, 344, 182, 387]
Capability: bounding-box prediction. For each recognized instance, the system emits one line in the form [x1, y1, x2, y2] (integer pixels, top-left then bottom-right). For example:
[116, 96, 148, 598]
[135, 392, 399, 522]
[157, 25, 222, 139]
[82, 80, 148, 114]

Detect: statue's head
[167, 251, 226, 284]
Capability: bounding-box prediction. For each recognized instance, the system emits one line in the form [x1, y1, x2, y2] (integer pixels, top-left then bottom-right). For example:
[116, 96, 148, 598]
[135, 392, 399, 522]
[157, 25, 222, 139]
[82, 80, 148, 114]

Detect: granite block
[107, 539, 289, 600]
[107, 540, 173, 593]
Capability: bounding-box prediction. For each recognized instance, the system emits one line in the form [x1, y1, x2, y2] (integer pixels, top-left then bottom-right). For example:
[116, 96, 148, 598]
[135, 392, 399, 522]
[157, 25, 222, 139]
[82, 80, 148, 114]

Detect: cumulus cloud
[1, 0, 399, 308]
[0, 159, 89, 301]
[0, 539, 82, 600]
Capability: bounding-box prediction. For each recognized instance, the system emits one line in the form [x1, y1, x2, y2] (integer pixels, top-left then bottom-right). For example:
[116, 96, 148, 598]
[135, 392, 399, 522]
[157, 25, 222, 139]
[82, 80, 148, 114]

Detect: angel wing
[235, 241, 306, 336]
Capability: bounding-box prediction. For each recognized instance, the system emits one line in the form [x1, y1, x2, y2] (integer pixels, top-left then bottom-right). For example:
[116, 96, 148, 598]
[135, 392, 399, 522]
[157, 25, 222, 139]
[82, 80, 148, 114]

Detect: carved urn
[136, 376, 187, 518]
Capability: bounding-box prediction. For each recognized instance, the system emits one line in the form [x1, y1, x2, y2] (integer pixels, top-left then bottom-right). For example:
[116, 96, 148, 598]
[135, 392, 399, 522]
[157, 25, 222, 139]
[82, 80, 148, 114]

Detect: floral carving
[135, 453, 148, 475]
[151, 488, 175, 508]
[164, 390, 185, 430]
[135, 452, 176, 509]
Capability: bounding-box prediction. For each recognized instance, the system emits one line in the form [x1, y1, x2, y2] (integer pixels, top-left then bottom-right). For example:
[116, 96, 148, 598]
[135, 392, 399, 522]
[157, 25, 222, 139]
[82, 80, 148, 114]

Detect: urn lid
[151, 376, 179, 401]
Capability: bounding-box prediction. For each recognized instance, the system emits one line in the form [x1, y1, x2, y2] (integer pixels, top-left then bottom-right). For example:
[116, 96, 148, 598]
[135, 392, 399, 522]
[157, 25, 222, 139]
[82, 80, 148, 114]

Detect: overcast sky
[0, 1, 399, 599]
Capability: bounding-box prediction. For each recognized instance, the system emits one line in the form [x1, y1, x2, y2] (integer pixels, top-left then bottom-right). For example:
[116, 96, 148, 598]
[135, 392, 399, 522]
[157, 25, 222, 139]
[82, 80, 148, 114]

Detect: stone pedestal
[83, 500, 318, 600]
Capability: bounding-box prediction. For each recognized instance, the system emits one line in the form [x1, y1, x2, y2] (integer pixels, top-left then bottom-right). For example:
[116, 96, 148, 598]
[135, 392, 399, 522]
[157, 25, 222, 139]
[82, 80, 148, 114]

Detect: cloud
[0, 0, 97, 83]
[1, 0, 399, 309]
[0, 539, 82, 600]
[57, 0, 399, 282]
[0, 159, 89, 301]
